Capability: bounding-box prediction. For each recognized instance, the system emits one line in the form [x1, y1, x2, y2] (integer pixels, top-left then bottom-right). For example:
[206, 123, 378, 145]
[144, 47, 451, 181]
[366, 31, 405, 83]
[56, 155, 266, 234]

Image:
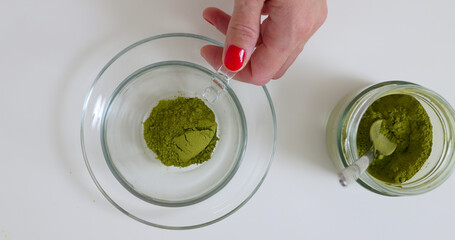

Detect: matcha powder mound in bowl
[80, 33, 277, 229]
[143, 97, 219, 167]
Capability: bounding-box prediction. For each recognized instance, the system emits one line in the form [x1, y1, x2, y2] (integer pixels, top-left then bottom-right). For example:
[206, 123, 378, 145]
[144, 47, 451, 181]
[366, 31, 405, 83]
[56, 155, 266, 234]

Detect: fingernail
[224, 45, 245, 71]
[203, 17, 214, 25]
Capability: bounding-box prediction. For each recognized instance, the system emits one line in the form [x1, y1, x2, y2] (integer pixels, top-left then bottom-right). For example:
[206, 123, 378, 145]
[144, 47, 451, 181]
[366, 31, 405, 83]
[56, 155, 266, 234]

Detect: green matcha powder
[357, 94, 433, 184]
[143, 97, 219, 167]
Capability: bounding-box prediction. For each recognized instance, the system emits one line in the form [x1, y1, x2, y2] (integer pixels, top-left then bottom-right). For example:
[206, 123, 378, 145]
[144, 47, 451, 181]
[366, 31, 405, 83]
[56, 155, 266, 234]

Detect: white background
[1, 0, 455, 239]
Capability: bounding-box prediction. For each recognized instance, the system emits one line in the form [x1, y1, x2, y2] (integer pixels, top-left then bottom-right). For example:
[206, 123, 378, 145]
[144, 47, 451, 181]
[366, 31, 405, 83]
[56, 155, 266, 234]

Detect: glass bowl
[81, 33, 277, 229]
[326, 81, 455, 196]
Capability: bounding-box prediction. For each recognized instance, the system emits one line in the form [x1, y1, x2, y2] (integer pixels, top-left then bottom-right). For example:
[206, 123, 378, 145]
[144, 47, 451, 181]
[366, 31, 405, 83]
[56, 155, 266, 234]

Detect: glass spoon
[202, 65, 236, 104]
[338, 119, 397, 187]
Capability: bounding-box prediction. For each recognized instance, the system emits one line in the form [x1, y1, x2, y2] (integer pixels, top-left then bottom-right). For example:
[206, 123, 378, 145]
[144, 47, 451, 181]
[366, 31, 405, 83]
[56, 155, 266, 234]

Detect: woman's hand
[201, 0, 328, 85]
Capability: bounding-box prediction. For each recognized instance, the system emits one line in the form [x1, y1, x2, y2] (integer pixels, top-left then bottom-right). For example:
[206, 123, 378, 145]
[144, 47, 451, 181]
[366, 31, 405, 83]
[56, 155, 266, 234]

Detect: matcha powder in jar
[356, 94, 433, 184]
[143, 97, 219, 167]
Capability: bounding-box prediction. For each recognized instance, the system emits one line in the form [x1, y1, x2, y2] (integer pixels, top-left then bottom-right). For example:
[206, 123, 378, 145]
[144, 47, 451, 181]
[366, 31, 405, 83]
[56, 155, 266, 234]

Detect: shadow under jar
[326, 81, 455, 196]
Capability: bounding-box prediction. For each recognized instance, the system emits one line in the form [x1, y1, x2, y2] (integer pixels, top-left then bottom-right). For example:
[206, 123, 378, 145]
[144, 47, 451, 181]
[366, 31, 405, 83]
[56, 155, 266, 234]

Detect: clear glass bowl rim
[80, 33, 277, 229]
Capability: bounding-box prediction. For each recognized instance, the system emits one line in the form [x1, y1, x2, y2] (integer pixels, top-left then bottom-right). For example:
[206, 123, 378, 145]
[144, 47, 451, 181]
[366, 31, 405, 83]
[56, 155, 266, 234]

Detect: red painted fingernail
[224, 45, 245, 71]
[203, 17, 214, 25]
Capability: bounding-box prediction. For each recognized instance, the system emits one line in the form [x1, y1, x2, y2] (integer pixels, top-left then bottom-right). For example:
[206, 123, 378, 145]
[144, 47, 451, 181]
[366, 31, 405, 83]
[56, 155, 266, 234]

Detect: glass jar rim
[338, 81, 455, 196]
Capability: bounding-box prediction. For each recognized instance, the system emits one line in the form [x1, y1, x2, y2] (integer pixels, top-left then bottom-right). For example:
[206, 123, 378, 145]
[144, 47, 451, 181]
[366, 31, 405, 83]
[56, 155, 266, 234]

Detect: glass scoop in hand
[338, 120, 397, 187]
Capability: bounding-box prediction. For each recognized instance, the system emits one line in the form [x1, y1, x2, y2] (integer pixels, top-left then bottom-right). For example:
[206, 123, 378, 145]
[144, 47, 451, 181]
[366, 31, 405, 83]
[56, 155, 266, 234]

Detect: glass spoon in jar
[338, 120, 397, 187]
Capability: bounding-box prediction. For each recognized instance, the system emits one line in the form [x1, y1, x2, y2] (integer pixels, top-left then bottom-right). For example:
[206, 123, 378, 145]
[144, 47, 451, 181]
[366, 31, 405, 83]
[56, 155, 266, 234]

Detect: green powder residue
[143, 97, 219, 167]
[357, 94, 433, 184]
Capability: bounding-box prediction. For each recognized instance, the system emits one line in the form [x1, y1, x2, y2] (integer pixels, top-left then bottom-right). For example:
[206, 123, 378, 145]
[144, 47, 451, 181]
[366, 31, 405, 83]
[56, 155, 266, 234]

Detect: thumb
[223, 0, 264, 72]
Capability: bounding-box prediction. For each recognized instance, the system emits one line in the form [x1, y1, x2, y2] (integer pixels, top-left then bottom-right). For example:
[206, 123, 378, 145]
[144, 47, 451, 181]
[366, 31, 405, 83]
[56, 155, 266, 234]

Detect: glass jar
[326, 81, 455, 196]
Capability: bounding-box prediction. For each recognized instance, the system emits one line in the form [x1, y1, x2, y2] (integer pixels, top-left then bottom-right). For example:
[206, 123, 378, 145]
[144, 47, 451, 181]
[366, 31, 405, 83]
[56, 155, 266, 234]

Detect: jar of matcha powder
[326, 81, 455, 196]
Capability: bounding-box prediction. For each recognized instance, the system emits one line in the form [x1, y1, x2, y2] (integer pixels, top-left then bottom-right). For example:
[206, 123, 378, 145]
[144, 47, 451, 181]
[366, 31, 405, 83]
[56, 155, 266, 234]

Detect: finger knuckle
[272, 74, 283, 80]
[313, 1, 329, 27]
[237, 0, 264, 8]
[321, 1, 329, 21]
[296, 21, 314, 35]
[251, 75, 271, 86]
[230, 22, 259, 41]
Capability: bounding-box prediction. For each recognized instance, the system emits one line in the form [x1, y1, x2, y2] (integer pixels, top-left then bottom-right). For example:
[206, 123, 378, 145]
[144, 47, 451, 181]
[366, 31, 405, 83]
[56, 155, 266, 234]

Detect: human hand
[201, 0, 328, 85]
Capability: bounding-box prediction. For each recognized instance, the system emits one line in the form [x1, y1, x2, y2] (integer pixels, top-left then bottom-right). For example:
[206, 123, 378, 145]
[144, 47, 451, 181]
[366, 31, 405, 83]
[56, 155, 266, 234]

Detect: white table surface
[2, 0, 455, 239]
